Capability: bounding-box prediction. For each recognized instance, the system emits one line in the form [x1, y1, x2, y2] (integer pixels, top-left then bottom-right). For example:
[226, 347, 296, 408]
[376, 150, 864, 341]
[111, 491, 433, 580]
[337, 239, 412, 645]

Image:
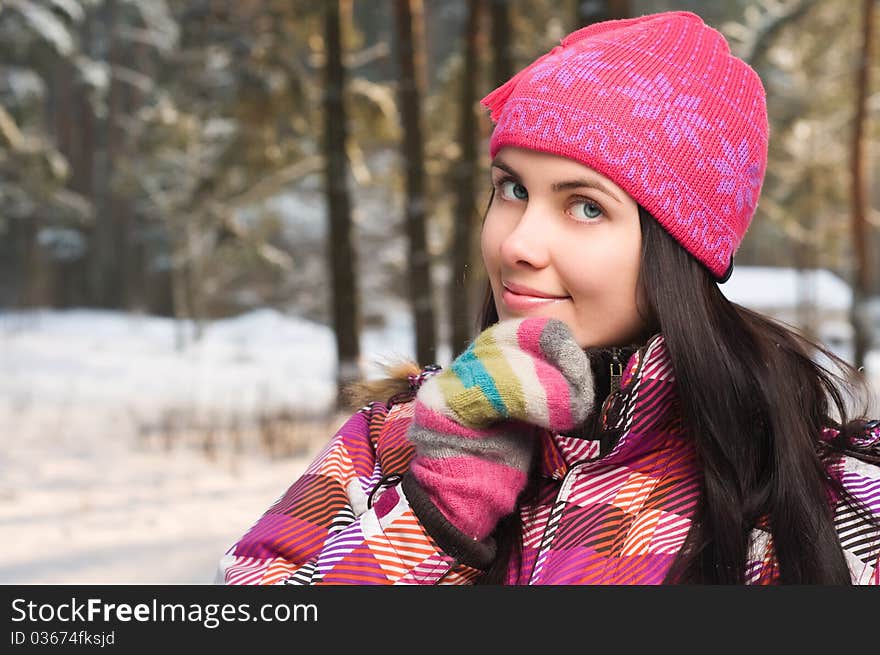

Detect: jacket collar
[537, 332, 684, 479]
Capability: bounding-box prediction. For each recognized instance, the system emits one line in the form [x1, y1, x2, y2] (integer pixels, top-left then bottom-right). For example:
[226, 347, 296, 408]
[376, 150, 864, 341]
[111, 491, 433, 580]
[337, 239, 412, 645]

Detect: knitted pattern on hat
[480, 11, 768, 279]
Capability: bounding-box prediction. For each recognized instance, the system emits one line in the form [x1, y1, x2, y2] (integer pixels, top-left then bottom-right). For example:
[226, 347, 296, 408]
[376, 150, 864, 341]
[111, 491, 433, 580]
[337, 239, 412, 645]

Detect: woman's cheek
[481, 213, 507, 263]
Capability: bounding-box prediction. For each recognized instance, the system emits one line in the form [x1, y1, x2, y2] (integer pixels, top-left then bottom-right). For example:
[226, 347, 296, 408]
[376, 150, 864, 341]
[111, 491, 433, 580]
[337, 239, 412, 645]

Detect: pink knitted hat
[480, 11, 769, 281]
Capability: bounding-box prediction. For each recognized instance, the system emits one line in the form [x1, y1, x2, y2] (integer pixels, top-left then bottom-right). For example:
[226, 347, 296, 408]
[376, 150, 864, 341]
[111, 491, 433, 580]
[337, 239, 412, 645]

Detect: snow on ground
[0, 300, 877, 583]
[721, 266, 852, 311]
[0, 307, 419, 584]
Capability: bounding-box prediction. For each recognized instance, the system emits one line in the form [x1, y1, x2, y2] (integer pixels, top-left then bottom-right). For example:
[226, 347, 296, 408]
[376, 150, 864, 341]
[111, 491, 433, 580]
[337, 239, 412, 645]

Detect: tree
[0, 0, 94, 307]
[323, 0, 362, 406]
[574, 0, 630, 26]
[394, 0, 437, 367]
[449, 0, 485, 356]
[849, 0, 875, 370]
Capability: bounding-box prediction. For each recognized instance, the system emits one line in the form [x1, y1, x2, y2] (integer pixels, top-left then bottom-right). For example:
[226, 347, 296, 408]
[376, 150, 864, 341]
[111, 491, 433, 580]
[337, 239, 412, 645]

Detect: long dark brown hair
[476, 197, 879, 584]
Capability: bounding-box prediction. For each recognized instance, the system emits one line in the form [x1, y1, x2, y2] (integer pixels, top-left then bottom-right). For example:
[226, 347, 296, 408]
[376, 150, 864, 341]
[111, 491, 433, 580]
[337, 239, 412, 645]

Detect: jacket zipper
[609, 346, 623, 394]
[529, 337, 656, 584]
[528, 462, 585, 585]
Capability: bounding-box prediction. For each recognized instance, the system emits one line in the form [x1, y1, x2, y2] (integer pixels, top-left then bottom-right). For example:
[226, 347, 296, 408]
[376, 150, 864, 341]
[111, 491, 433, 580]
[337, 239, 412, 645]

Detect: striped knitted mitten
[404, 317, 594, 542]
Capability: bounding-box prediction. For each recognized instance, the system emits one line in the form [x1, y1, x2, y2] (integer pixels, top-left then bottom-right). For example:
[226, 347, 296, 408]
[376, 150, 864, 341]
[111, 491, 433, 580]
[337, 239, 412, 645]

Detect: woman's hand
[417, 316, 594, 431]
[405, 317, 594, 541]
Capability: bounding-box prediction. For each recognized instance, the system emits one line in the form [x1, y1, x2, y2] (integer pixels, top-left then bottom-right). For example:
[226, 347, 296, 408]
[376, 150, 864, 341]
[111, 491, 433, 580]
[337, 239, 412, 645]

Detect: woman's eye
[492, 177, 603, 222]
[499, 179, 528, 201]
[573, 200, 603, 221]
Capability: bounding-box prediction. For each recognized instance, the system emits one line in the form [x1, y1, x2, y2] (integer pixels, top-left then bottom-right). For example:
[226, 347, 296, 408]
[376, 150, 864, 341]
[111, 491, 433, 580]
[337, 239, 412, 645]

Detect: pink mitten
[404, 317, 594, 542]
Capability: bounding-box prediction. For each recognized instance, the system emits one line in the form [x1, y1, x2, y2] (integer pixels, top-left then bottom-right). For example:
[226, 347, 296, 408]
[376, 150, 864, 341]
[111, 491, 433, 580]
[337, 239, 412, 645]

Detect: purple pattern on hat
[616, 72, 711, 148]
[528, 48, 613, 92]
[712, 137, 762, 215]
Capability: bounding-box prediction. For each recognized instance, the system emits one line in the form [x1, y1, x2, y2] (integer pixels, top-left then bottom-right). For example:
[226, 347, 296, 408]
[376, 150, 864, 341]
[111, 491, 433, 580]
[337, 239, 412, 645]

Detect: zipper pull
[609, 347, 623, 395]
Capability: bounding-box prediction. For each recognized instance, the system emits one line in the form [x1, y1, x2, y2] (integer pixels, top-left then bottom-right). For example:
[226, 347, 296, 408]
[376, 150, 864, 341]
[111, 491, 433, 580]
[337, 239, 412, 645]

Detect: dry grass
[130, 403, 352, 462]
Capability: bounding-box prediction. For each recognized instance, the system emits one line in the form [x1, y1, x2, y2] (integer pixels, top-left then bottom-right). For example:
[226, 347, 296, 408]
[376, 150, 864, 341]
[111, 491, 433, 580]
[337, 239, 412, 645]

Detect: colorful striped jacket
[218, 334, 880, 584]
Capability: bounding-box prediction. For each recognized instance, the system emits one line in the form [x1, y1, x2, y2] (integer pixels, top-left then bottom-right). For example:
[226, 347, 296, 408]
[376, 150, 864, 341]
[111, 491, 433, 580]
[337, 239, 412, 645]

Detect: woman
[219, 11, 879, 584]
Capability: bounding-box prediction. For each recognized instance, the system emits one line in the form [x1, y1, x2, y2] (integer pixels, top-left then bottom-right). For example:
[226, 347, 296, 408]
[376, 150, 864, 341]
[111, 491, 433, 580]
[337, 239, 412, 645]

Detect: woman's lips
[501, 288, 570, 312]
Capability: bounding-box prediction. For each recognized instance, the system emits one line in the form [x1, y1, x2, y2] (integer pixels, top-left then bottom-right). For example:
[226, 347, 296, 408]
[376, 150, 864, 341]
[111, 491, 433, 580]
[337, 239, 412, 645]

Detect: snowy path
[0, 309, 388, 583]
[0, 400, 337, 583]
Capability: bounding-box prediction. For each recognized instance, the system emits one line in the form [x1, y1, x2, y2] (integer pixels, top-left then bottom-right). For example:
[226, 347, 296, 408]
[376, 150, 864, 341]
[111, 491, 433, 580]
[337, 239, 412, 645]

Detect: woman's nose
[499, 203, 552, 269]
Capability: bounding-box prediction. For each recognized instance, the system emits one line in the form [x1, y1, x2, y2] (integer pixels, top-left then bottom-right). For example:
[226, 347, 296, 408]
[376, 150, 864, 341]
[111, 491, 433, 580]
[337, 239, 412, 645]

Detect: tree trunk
[490, 0, 514, 84]
[849, 0, 875, 371]
[72, 9, 98, 308]
[795, 132, 819, 342]
[21, 216, 50, 306]
[183, 215, 205, 341]
[324, 0, 362, 408]
[575, 0, 630, 26]
[3, 218, 25, 306]
[170, 236, 191, 351]
[450, 0, 484, 356]
[50, 57, 75, 308]
[91, 0, 124, 309]
[121, 39, 151, 312]
[393, 0, 437, 367]
[55, 9, 97, 309]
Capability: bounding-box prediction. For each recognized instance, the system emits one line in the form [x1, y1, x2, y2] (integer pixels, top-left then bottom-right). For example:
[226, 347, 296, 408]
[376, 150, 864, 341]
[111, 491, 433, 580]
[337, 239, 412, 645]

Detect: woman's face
[481, 146, 649, 348]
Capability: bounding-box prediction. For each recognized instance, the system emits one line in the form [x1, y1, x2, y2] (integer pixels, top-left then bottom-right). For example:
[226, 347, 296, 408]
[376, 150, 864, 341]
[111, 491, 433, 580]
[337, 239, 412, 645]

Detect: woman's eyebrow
[491, 157, 621, 203]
